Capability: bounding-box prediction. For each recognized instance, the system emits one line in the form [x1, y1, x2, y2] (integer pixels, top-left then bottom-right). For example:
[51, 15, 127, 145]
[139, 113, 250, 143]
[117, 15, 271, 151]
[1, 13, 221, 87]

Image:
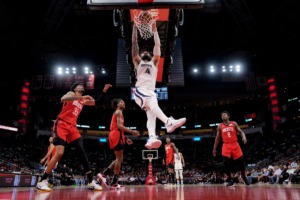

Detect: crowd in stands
[1, 126, 299, 186]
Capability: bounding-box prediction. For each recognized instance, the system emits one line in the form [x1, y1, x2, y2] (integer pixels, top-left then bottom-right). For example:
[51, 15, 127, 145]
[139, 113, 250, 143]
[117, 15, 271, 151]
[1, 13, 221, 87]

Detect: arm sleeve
[95, 92, 106, 105]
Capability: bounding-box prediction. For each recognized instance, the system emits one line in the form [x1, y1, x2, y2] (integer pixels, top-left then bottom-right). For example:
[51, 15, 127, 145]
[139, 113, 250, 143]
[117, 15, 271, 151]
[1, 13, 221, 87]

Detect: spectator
[269, 165, 282, 184]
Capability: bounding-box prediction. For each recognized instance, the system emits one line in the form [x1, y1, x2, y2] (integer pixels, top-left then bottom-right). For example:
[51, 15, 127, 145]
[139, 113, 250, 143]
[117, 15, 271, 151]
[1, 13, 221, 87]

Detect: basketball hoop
[134, 10, 158, 40]
[147, 154, 153, 163]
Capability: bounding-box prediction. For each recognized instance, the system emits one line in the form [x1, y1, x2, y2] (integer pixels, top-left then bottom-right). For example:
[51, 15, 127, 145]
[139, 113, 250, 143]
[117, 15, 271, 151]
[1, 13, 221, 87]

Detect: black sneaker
[48, 179, 54, 188]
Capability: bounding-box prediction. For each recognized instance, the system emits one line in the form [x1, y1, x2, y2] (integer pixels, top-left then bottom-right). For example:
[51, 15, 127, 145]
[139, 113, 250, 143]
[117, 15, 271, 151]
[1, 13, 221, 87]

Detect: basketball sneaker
[48, 179, 54, 188]
[166, 117, 186, 133]
[96, 173, 108, 189]
[88, 180, 103, 191]
[145, 135, 162, 149]
[48, 183, 54, 188]
[36, 180, 52, 192]
[110, 184, 124, 190]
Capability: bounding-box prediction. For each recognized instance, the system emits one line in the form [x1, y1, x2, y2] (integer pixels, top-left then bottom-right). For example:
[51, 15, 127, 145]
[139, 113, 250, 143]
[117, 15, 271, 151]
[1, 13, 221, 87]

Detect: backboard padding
[87, 0, 205, 10]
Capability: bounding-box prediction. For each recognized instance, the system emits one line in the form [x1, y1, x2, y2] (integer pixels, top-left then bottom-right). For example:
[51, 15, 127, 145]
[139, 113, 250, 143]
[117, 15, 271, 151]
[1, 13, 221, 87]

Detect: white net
[134, 11, 156, 40]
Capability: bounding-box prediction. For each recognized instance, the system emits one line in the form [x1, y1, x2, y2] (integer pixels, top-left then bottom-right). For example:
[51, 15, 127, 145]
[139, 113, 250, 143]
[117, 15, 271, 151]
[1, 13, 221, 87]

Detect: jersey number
[145, 68, 151, 75]
[227, 132, 231, 138]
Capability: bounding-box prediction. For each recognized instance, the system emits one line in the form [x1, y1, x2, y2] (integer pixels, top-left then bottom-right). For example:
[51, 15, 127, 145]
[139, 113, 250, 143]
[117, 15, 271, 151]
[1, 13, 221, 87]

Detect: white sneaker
[36, 180, 52, 192]
[166, 117, 186, 133]
[88, 180, 103, 191]
[145, 136, 162, 149]
[96, 173, 108, 189]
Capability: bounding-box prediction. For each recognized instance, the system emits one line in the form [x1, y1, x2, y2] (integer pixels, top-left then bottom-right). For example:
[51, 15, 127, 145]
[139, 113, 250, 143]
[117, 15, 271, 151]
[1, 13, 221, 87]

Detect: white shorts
[134, 88, 158, 110]
[174, 163, 183, 170]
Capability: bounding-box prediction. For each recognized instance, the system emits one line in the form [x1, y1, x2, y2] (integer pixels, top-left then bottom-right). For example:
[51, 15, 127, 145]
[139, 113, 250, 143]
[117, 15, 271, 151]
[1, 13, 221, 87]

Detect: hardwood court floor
[0, 184, 300, 200]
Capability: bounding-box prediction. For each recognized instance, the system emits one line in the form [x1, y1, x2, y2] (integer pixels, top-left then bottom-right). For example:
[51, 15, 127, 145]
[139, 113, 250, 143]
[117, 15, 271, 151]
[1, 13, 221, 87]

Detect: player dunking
[163, 137, 178, 185]
[132, 19, 186, 150]
[97, 99, 140, 190]
[212, 111, 250, 186]
[36, 82, 112, 191]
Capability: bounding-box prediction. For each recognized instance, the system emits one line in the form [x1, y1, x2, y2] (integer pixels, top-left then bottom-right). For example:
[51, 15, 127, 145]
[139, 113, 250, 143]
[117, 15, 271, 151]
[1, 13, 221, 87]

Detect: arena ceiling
[0, 0, 299, 89]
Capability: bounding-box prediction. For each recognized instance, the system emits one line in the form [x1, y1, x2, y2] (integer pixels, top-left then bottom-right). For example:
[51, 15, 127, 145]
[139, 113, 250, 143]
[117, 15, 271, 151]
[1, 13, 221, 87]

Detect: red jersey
[109, 114, 125, 149]
[57, 99, 84, 125]
[165, 143, 175, 165]
[219, 121, 238, 143]
[110, 114, 124, 132]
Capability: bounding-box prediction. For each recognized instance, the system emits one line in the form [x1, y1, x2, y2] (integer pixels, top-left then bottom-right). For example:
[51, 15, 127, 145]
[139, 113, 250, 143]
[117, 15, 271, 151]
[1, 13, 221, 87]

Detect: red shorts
[222, 142, 243, 160]
[109, 130, 125, 150]
[55, 120, 81, 144]
[166, 156, 173, 166]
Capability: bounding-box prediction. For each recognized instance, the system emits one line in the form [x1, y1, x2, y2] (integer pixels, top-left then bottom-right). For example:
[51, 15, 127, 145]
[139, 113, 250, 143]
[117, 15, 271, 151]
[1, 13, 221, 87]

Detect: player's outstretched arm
[94, 84, 112, 105]
[132, 25, 141, 67]
[152, 22, 161, 66]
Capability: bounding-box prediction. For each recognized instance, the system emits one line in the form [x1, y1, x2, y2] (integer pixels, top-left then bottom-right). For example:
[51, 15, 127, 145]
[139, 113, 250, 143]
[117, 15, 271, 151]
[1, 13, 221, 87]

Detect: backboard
[87, 0, 205, 10]
[142, 150, 158, 160]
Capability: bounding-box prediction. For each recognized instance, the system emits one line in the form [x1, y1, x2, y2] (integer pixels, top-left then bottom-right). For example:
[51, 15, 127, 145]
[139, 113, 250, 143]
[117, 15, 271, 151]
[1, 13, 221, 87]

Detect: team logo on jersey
[72, 100, 83, 110]
[222, 127, 234, 132]
[141, 64, 152, 68]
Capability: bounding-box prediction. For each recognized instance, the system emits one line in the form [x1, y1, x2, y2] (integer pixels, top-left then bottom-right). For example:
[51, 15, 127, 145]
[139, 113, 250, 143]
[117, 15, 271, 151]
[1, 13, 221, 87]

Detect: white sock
[151, 106, 168, 124]
[146, 110, 157, 137]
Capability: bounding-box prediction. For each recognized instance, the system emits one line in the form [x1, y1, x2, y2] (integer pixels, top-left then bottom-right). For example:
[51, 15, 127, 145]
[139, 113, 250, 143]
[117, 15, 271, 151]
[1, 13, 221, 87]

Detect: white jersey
[135, 60, 157, 91]
[174, 152, 183, 170]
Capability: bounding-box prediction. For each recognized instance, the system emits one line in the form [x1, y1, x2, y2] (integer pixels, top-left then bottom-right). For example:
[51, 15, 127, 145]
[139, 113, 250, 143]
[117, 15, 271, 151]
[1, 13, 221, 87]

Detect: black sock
[226, 172, 232, 182]
[48, 173, 54, 183]
[41, 172, 49, 181]
[168, 173, 172, 183]
[86, 171, 93, 183]
[103, 168, 111, 176]
[171, 173, 175, 183]
[111, 174, 119, 185]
